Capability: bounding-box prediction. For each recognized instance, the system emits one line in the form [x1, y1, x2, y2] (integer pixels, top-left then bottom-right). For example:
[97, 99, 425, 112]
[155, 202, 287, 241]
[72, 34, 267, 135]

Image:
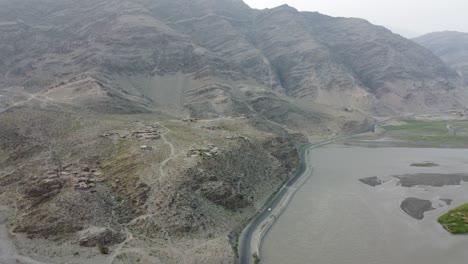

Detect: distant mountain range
[414, 31, 468, 85]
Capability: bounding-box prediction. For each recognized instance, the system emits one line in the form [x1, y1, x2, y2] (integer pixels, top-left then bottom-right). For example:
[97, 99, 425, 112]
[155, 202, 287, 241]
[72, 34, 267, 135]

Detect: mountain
[1, 1, 467, 264]
[0, 0, 465, 122]
[414, 31, 468, 85]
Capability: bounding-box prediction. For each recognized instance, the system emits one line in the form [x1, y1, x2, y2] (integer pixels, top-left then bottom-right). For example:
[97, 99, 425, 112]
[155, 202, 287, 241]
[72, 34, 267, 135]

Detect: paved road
[238, 125, 377, 264]
[238, 145, 310, 264]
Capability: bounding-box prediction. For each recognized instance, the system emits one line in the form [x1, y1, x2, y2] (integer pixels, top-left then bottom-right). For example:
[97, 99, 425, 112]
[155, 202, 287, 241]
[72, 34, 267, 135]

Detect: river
[261, 145, 468, 264]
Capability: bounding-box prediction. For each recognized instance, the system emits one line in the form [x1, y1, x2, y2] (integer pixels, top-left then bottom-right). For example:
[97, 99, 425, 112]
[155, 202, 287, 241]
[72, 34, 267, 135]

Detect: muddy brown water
[261, 146, 468, 264]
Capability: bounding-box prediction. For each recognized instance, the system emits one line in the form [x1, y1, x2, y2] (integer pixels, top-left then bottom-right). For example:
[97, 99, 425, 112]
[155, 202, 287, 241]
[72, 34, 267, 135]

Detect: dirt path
[155, 122, 175, 180]
[0, 93, 35, 113]
[0, 207, 50, 264]
[107, 227, 134, 264]
[116, 121, 206, 261]
[109, 120, 190, 263]
[0, 92, 67, 114]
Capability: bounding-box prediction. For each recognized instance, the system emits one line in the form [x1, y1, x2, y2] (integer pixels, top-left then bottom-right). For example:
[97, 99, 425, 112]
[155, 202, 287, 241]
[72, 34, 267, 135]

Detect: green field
[383, 118, 468, 147]
[438, 204, 468, 234]
[383, 118, 449, 133]
[410, 162, 439, 167]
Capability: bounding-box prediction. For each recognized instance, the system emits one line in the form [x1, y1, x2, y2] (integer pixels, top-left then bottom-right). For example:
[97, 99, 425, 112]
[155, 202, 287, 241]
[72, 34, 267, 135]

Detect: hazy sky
[243, 0, 468, 38]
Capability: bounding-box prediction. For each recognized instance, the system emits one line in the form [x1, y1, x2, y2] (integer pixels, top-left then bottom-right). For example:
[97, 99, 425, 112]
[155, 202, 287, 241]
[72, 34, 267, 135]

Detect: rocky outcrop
[14, 188, 116, 240]
[77, 227, 126, 247]
[125, 135, 301, 237]
[188, 138, 298, 210]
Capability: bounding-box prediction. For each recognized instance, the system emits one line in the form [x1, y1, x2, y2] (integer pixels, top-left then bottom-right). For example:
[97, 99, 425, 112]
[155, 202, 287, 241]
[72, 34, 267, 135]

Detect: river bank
[238, 145, 312, 264]
[261, 146, 468, 264]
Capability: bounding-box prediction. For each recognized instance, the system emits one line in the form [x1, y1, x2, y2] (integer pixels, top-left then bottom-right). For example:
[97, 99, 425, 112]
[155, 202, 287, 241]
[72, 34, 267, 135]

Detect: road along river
[261, 145, 468, 264]
[238, 145, 312, 264]
[237, 121, 384, 264]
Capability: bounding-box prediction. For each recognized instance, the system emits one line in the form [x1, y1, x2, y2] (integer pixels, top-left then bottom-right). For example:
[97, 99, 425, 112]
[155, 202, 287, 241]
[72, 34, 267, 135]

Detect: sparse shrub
[253, 253, 260, 264]
[97, 243, 110, 255]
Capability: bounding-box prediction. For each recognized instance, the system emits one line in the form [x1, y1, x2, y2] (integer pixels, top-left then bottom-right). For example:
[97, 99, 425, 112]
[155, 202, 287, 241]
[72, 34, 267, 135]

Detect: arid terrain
[0, 0, 468, 263]
[0, 102, 308, 263]
[414, 31, 468, 85]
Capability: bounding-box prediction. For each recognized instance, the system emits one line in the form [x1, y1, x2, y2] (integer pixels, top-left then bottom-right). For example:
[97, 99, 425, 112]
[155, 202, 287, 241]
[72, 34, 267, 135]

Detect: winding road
[238, 125, 377, 264]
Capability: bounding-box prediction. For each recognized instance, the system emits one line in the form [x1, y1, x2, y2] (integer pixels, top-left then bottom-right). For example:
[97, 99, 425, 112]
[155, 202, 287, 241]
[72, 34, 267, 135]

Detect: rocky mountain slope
[0, 0, 465, 122]
[414, 31, 468, 85]
[1, 0, 467, 263]
[0, 104, 307, 264]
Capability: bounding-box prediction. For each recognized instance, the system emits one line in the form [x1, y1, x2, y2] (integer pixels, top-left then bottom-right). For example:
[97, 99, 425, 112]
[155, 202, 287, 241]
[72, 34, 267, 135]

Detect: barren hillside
[414, 31, 468, 85]
[0, 0, 465, 120]
[0, 0, 467, 263]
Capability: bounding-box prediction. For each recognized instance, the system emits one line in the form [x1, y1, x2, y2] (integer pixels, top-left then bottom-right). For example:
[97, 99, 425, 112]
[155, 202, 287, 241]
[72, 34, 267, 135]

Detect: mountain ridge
[0, 0, 465, 124]
[1, 1, 468, 263]
[414, 31, 468, 85]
